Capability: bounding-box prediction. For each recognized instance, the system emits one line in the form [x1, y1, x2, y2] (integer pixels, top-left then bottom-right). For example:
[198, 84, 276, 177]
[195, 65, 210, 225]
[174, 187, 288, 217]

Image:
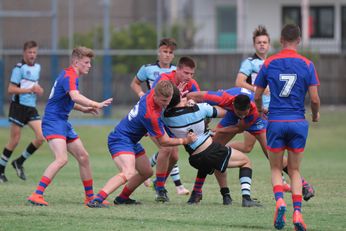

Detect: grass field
[0, 106, 345, 231]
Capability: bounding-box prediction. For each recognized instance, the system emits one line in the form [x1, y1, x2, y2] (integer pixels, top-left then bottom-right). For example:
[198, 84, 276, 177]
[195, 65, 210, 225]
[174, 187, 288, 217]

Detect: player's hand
[97, 98, 113, 108]
[185, 131, 197, 144]
[186, 99, 196, 107]
[311, 112, 320, 122]
[31, 84, 44, 96]
[83, 107, 99, 115]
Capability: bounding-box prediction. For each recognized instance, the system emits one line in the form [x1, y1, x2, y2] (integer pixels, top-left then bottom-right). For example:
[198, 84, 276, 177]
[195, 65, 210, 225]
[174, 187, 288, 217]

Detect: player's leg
[227, 148, 261, 207]
[115, 152, 152, 205]
[187, 170, 206, 204]
[12, 119, 45, 180]
[229, 131, 257, 154]
[67, 138, 95, 203]
[0, 123, 21, 183]
[28, 138, 68, 206]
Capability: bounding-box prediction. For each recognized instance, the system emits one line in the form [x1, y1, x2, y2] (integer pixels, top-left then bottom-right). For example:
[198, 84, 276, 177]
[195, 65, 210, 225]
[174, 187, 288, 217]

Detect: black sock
[0, 148, 13, 173]
[282, 166, 289, 175]
[220, 187, 230, 196]
[16, 143, 37, 165]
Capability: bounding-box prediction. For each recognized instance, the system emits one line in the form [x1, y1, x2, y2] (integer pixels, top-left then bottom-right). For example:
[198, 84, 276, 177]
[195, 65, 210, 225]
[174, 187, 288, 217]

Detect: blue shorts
[42, 118, 78, 142]
[108, 131, 145, 159]
[218, 111, 266, 135]
[266, 120, 308, 153]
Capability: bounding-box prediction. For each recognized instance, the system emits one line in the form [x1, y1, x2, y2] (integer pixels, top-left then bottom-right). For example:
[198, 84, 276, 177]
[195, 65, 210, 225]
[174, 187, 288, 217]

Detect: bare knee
[55, 157, 68, 168]
[77, 151, 90, 165]
[122, 168, 137, 180]
[243, 144, 254, 153]
[33, 137, 45, 147]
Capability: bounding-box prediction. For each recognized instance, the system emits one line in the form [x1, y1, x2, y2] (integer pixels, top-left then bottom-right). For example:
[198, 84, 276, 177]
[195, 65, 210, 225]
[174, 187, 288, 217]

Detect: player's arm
[8, 82, 43, 95]
[254, 86, 265, 113]
[156, 131, 196, 147]
[308, 85, 320, 122]
[69, 90, 113, 109]
[235, 72, 255, 92]
[186, 91, 207, 103]
[214, 124, 243, 134]
[130, 76, 145, 98]
[73, 104, 99, 115]
[213, 106, 227, 118]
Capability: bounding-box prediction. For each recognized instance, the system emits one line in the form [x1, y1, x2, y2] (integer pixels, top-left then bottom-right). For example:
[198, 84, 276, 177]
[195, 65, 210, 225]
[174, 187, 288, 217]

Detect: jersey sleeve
[239, 59, 252, 76]
[308, 62, 320, 86]
[254, 65, 268, 89]
[188, 79, 200, 92]
[198, 103, 216, 118]
[145, 114, 165, 138]
[203, 91, 230, 108]
[62, 75, 79, 93]
[136, 65, 148, 82]
[10, 67, 22, 85]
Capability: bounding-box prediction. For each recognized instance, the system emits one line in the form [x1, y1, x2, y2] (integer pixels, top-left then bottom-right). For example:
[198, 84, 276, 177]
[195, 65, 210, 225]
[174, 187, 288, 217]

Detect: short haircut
[177, 56, 196, 69]
[23, 41, 38, 51]
[159, 38, 177, 50]
[281, 24, 301, 42]
[234, 94, 251, 111]
[167, 85, 181, 108]
[252, 25, 270, 43]
[72, 46, 94, 60]
[154, 80, 173, 98]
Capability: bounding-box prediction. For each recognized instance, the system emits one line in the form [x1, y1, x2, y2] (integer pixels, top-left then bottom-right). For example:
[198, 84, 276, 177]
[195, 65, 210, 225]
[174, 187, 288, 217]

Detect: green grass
[0, 106, 346, 231]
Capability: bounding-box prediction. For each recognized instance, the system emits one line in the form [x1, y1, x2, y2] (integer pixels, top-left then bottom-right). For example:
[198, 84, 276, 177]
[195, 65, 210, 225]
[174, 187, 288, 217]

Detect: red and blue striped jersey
[44, 66, 79, 120]
[110, 90, 165, 143]
[152, 70, 200, 92]
[255, 49, 320, 121]
[203, 87, 259, 126]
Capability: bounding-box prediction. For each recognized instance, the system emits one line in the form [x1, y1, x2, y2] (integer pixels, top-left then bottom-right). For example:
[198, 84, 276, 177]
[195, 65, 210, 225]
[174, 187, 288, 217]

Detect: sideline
[0, 118, 119, 128]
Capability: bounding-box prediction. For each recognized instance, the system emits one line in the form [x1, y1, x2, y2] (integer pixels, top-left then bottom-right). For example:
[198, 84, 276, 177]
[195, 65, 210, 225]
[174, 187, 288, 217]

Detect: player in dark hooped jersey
[254, 24, 320, 231]
[0, 41, 44, 183]
[187, 87, 263, 207]
[27, 47, 113, 206]
[130, 38, 190, 196]
[162, 86, 260, 206]
[86, 81, 196, 208]
[148, 56, 200, 202]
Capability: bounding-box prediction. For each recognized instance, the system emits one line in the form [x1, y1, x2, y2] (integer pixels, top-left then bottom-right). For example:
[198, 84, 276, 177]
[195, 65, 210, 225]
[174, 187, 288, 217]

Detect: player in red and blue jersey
[148, 56, 200, 202]
[27, 47, 113, 206]
[87, 81, 196, 207]
[254, 24, 320, 231]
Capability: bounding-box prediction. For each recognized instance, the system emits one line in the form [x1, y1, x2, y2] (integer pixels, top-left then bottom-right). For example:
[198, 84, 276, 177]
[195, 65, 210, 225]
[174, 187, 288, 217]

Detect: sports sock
[282, 166, 289, 175]
[170, 164, 182, 187]
[273, 185, 284, 201]
[83, 179, 94, 199]
[15, 143, 37, 166]
[292, 194, 302, 212]
[35, 176, 51, 195]
[94, 190, 108, 203]
[239, 167, 252, 197]
[193, 171, 207, 194]
[220, 187, 230, 196]
[0, 148, 13, 173]
[118, 185, 133, 200]
[149, 152, 159, 167]
[155, 172, 167, 191]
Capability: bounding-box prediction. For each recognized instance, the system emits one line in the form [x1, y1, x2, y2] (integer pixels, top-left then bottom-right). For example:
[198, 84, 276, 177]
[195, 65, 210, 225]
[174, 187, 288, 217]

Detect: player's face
[158, 45, 175, 66]
[176, 66, 195, 84]
[254, 35, 270, 57]
[23, 47, 38, 66]
[154, 93, 173, 108]
[76, 57, 92, 75]
[234, 108, 250, 119]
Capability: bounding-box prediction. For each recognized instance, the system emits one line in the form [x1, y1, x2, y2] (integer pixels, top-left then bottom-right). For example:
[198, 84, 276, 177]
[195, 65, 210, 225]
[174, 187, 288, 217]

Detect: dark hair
[23, 41, 38, 51]
[159, 38, 177, 50]
[167, 85, 181, 108]
[234, 94, 251, 111]
[177, 56, 196, 69]
[281, 24, 301, 42]
[252, 25, 270, 43]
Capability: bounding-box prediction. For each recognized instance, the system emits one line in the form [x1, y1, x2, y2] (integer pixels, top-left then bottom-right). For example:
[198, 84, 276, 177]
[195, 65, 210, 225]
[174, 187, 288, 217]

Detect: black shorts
[8, 102, 40, 127]
[188, 142, 232, 175]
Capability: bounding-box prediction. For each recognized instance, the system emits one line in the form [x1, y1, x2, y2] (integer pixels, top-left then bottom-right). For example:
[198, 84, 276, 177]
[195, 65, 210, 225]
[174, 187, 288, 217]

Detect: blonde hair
[154, 80, 173, 98]
[71, 46, 94, 61]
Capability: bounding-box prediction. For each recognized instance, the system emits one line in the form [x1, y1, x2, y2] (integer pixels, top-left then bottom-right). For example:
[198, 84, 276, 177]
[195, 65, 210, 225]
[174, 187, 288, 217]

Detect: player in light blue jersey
[162, 86, 261, 206]
[130, 38, 190, 196]
[0, 41, 45, 183]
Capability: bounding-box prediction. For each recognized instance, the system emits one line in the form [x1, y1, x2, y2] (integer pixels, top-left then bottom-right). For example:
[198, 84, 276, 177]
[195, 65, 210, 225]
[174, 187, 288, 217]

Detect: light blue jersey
[162, 103, 217, 153]
[239, 53, 270, 109]
[10, 61, 41, 107]
[136, 61, 176, 89]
